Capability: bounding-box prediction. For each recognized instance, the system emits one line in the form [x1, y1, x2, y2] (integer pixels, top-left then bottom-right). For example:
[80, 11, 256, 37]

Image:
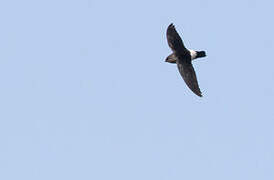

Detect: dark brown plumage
[166, 23, 206, 97]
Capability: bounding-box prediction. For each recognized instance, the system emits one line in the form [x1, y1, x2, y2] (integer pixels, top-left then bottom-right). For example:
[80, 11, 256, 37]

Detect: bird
[165, 23, 206, 97]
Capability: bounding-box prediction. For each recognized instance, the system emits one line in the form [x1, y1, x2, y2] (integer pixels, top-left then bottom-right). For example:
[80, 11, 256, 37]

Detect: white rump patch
[189, 49, 197, 60]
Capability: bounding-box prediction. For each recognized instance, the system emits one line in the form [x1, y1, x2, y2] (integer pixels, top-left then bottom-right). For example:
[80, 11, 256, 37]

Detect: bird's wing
[177, 60, 202, 97]
[166, 23, 186, 52]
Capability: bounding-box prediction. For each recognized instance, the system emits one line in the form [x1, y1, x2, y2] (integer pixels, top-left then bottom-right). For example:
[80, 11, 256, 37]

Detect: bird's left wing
[166, 23, 186, 52]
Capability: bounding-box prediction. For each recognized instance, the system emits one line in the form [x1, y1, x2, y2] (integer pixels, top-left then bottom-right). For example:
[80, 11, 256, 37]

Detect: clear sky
[0, 0, 274, 179]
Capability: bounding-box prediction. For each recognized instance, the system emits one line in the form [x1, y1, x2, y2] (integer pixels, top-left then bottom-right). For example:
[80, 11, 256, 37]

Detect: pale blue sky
[0, 0, 274, 179]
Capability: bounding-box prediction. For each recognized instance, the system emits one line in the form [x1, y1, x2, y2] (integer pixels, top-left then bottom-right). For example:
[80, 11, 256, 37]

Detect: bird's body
[189, 50, 197, 60]
[165, 23, 206, 97]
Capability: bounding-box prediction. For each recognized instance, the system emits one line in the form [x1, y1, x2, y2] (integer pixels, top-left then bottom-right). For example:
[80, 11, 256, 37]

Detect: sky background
[0, 0, 274, 179]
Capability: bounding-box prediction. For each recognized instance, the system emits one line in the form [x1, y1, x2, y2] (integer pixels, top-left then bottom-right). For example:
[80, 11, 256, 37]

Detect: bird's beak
[165, 58, 176, 64]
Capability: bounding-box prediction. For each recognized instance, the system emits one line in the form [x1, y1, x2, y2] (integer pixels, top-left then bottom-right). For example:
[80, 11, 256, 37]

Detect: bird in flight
[165, 23, 206, 97]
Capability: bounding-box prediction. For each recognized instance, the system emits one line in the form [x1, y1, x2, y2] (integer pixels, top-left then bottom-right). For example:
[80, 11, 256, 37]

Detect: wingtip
[194, 90, 203, 97]
[168, 23, 175, 28]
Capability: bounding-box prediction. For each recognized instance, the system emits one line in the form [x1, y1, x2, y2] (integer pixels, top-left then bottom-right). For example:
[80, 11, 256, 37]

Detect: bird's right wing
[177, 60, 202, 97]
[166, 23, 186, 52]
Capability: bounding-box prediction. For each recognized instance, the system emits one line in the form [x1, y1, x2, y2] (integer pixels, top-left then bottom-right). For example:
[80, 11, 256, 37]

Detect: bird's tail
[196, 51, 206, 58]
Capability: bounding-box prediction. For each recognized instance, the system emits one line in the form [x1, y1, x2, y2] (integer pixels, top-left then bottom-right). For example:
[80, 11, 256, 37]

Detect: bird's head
[165, 57, 176, 63]
[165, 54, 177, 63]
